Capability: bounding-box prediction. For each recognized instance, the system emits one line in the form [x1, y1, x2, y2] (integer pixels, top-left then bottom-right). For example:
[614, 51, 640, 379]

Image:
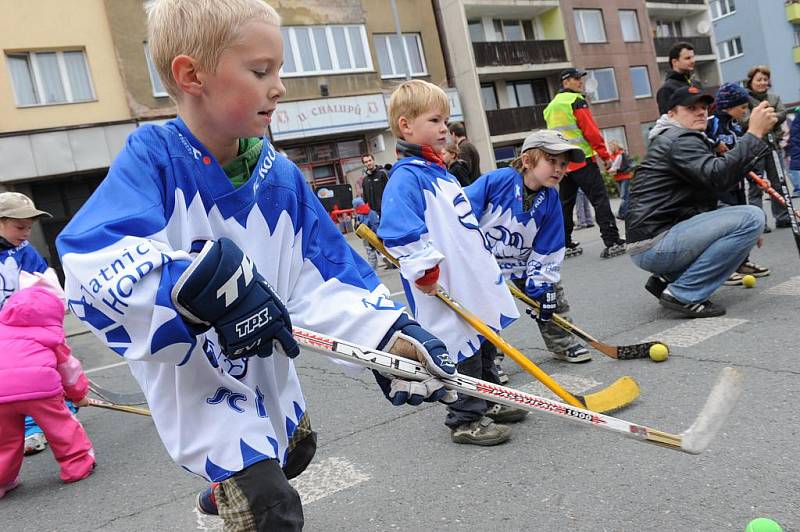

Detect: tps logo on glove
[235, 307, 272, 338]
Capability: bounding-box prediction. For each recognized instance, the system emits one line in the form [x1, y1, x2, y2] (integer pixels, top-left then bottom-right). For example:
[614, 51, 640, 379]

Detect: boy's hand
[75, 397, 90, 408]
[172, 238, 299, 360]
[374, 314, 458, 406]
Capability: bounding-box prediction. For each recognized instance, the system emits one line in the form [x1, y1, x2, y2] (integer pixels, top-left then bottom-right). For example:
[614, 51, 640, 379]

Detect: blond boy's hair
[145, 0, 281, 99]
[510, 148, 546, 173]
[387, 80, 450, 138]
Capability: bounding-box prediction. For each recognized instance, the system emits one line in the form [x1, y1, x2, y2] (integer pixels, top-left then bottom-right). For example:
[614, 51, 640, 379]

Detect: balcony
[486, 105, 547, 137]
[472, 40, 567, 69]
[646, 0, 704, 4]
[653, 35, 713, 57]
[794, 46, 800, 64]
[788, 2, 800, 23]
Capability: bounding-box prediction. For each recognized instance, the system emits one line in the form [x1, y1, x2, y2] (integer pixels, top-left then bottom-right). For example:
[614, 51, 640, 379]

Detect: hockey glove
[373, 314, 458, 406]
[172, 238, 299, 360]
[525, 282, 557, 323]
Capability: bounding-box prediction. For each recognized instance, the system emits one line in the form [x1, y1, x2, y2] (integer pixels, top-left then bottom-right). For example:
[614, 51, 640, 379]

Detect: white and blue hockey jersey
[378, 157, 518, 362]
[0, 241, 48, 308]
[464, 167, 565, 293]
[56, 118, 403, 482]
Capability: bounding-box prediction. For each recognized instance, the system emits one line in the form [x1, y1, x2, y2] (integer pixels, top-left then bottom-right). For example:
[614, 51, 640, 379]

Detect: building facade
[712, 0, 800, 106]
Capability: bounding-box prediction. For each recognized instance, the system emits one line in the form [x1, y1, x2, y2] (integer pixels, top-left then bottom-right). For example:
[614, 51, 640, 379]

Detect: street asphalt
[3, 200, 799, 531]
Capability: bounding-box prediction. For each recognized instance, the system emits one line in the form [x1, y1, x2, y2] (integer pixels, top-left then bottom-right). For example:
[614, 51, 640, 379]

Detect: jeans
[445, 341, 499, 428]
[560, 161, 622, 247]
[629, 206, 763, 304]
[617, 179, 631, 219]
[789, 169, 800, 198]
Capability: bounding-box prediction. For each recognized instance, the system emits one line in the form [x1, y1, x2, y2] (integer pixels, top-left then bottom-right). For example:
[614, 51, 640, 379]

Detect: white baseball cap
[520, 130, 585, 163]
[0, 192, 52, 219]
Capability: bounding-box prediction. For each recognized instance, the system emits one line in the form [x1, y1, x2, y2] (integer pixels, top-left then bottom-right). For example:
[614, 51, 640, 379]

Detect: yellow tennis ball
[649, 343, 669, 362]
[745, 517, 783, 532]
[742, 274, 757, 288]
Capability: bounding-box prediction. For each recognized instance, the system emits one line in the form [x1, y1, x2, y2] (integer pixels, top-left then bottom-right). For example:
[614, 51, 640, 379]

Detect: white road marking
[194, 457, 370, 529]
[84, 361, 127, 374]
[765, 276, 800, 296]
[516, 373, 600, 401]
[388, 290, 405, 298]
[645, 318, 748, 348]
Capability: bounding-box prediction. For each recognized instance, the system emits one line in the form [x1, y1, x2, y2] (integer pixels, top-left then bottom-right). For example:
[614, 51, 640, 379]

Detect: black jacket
[457, 139, 481, 183]
[625, 121, 767, 243]
[656, 71, 701, 114]
[362, 167, 389, 216]
[448, 159, 473, 187]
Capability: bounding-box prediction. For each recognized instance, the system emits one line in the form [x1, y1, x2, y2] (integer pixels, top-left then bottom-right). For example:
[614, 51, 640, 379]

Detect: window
[506, 79, 549, 108]
[601, 127, 627, 150]
[281, 25, 372, 77]
[795, 29, 800, 48]
[586, 68, 618, 103]
[710, 0, 736, 21]
[6, 50, 94, 107]
[630, 66, 652, 98]
[654, 20, 682, 38]
[718, 36, 743, 62]
[619, 10, 641, 42]
[492, 19, 536, 41]
[374, 33, 428, 79]
[468, 19, 486, 43]
[574, 9, 606, 43]
[144, 43, 168, 97]
[641, 121, 656, 147]
[481, 84, 498, 111]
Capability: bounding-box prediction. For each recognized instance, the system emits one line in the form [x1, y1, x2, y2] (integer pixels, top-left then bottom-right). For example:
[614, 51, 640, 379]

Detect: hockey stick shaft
[747, 171, 788, 207]
[88, 380, 148, 406]
[765, 135, 800, 256]
[293, 327, 742, 454]
[87, 397, 151, 416]
[355, 225, 639, 412]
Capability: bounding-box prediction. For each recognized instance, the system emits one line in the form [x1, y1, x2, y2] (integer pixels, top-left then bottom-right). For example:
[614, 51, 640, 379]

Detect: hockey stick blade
[293, 327, 742, 455]
[507, 282, 666, 361]
[88, 380, 147, 406]
[87, 397, 151, 416]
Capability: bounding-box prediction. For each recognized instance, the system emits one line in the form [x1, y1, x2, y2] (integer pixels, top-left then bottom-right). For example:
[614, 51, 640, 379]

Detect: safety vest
[543, 91, 594, 159]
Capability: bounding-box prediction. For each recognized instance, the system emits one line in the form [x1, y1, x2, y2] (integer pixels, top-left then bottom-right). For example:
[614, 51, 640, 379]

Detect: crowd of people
[1, 2, 797, 531]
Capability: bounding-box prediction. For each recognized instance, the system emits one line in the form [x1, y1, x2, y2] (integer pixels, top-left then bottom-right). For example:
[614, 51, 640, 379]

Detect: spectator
[448, 121, 480, 184]
[543, 68, 626, 258]
[574, 189, 595, 230]
[352, 197, 379, 270]
[361, 153, 389, 217]
[626, 87, 776, 318]
[787, 108, 800, 197]
[742, 65, 791, 229]
[656, 41, 701, 115]
[607, 140, 634, 220]
[441, 143, 473, 187]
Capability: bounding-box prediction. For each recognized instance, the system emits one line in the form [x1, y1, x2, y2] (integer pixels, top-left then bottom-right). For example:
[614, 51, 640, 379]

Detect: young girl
[0, 274, 95, 498]
[465, 129, 592, 363]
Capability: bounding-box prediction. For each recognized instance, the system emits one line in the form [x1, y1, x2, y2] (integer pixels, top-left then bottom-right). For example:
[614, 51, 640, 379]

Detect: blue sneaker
[196, 483, 219, 516]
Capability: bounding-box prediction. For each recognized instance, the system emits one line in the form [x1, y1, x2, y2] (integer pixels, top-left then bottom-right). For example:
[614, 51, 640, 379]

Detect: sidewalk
[65, 312, 90, 338]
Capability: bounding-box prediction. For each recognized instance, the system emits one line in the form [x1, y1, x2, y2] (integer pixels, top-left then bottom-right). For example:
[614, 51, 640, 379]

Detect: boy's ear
[397, 116, 411, 137]
[172, 55, 203, 97]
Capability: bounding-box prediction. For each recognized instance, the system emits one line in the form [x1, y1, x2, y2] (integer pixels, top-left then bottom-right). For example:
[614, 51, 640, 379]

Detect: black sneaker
[644, 275, 668, 299]
[485, 403, 528, 423]
[659, 291, 726, 318]
[553, 344, 592, 363]
[450, 417, 512, 446]
[600, 242, 626, 259]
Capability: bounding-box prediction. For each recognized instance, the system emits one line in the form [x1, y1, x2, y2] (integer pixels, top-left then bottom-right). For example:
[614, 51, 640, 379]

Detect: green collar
[223, 138, 264, 188]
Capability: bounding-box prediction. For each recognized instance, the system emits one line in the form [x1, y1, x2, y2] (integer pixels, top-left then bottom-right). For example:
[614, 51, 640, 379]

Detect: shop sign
[271, 93, 388, 141]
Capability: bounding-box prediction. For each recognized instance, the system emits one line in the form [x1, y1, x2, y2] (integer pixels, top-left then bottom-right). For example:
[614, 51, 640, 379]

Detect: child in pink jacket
[0, 285, 95, 498]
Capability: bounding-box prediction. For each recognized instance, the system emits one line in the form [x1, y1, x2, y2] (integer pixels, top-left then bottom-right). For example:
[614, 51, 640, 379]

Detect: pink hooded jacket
[0, 286, 88, 404]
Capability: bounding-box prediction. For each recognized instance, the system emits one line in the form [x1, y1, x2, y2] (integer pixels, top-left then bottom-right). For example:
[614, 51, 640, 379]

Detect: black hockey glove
[172, 238, 299, 360]
[373, 314, 458, 406]
[525, 282, 557, 323]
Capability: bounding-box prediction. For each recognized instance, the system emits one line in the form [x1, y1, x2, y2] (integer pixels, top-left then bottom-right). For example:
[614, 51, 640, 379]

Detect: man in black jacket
[656, 42, 700, 115]
[625, 86, 777, 318]
[448, 122, 480, 185]
[361, 153, 389, 216]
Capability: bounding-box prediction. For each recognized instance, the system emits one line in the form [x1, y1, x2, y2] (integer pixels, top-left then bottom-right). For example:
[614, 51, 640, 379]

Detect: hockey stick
[355, 224, 640, 413]
[506, 283, 663, 360]
[765, 134, 800, 256]
[88, 379, 147, 406]
[87, 397, 151, 416]
[747, 171, 791, 208]
[293, 327, 742, 454]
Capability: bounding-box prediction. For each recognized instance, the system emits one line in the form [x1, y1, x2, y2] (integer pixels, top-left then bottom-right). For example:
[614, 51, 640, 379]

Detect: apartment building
[0, 0, 133, 273]
[712, 0, 800, 106]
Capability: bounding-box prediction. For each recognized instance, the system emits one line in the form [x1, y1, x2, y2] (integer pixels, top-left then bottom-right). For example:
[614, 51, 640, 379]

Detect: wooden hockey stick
[293, 327, 743, 454]
[89, 380, 147, 406]
[766, 134, 800, 257]
[87, 397, 151, 416]
[355, 225, 640, 413]
[507, 283, 665, 360]
[748, 171, 790, 208]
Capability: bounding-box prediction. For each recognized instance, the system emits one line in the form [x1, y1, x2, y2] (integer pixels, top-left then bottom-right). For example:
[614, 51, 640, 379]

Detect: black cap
[560, 68, 587, 82]
[667, 85, 714, 110]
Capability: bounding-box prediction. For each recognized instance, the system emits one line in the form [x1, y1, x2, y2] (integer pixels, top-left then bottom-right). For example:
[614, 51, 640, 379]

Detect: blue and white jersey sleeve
[525, 189, 565, 292]
[0, 242, 49, 308]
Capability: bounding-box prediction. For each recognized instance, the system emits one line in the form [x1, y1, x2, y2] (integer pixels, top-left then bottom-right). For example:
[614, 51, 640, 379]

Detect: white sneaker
[24, 433, 47, 455]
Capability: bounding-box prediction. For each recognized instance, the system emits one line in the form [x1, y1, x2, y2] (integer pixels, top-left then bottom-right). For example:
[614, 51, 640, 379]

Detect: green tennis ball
[649, 343, 669, 362]
[745, 517, 783, 532]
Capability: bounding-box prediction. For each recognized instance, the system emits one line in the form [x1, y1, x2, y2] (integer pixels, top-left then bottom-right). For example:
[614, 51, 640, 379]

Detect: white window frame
[718, 36, 743, 62]
[586, 68, 619, 103]
[601, 126, 627, 151]
[281, 25, 373, 77]
[710, 0, 736, 21]
[143, 43, 169, 98]
[630, 66, 652, 99]
[574, 9, 607, 44]
[374, 33, 428, 79]
[6, 49, 96, 107]
[618, 10, 641, 43]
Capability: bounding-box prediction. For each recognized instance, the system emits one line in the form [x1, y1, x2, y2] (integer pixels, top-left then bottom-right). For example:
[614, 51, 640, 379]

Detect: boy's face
[725, 102, 749, 121]
[399, 109, 450, 151]
[0, 218, 34, 246]
[198, 21, 286, 140]
[523, 152, 569, 190]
